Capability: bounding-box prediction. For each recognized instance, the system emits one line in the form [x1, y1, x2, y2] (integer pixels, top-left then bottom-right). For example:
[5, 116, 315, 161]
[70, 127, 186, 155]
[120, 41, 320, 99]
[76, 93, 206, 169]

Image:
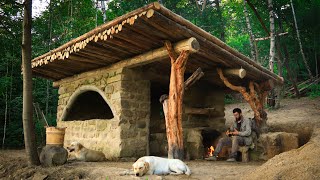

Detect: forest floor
[0, 97, 320, 180]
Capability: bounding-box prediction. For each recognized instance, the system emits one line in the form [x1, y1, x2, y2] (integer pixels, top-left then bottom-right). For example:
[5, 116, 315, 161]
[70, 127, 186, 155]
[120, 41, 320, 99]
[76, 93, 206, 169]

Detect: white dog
[132, 156, 191, 177]
[66, 141, 106, 162]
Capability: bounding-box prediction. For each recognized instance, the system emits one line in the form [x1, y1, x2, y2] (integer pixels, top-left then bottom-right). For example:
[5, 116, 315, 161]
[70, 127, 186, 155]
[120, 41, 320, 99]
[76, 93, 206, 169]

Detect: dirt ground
[0, 97, 319, 180]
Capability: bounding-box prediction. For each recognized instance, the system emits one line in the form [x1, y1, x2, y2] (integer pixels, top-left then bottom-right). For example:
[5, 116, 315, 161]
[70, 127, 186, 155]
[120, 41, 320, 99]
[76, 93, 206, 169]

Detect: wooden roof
[31, 2, 283, 87]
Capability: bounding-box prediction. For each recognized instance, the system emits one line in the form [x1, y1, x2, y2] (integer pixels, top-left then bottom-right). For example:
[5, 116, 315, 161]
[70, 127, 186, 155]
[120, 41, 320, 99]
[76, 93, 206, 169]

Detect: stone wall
[118, 68, 150, 157]
[56, 67, 150, 159]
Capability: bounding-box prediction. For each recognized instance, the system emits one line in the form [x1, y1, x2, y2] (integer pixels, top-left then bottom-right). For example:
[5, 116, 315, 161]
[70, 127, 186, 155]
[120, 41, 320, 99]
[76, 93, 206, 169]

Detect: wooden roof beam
[53, 37, 200, 87]
[156, 4, 283, 84]
[224, 68, 247, 79]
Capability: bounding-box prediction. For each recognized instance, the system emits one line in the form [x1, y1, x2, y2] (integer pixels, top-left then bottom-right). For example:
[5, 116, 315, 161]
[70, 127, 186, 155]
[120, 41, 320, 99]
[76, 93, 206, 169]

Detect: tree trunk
[314, 37, 318, 77]
[290, 0, 313, 79]
[2, 59, 9, 149]
[22, 0, 41, 166]
[275, 39, 283, 109]
[164, 41, 189, 160]
[268, 0, 275, 72]
[46, 80, 50, 116]
[8, 50, 14, 124]
[215, 0, 225, 42]
[46, 0, 53, 117]
[278, 13, 300, 97]
[267, 0, 276, 108]
[246, 0, 269, 35]
[243, 0, 257, 61]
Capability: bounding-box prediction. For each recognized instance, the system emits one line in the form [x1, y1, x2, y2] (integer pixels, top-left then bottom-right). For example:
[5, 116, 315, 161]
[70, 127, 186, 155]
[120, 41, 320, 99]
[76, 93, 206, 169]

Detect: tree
[22, 0, 40, 166]
[268, 0, 275, 72]
[290, 0, 313, 79]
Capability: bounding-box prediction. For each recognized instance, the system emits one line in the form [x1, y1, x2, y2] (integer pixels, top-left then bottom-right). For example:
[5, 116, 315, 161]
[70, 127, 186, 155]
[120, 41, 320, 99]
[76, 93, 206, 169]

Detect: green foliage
[224, 94, 236, 104]
[307, 84, 320, 99]
[227, 34, 251, 57]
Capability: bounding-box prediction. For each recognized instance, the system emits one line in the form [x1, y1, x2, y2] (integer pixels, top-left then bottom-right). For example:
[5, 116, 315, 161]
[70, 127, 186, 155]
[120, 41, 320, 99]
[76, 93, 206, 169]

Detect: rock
[40, 145, 68, 167]
[258, 132, 299, 160]
[185, 129, 204, 160]
[241, 128, 320, 180]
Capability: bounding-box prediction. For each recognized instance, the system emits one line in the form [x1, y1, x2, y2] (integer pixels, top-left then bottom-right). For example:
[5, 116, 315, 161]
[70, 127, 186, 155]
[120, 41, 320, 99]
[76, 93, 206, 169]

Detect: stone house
[32, 2, 283, 160]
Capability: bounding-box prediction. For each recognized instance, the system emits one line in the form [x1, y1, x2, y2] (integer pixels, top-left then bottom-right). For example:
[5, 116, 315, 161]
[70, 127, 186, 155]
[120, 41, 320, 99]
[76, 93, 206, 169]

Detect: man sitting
[206, 108, 252, 162]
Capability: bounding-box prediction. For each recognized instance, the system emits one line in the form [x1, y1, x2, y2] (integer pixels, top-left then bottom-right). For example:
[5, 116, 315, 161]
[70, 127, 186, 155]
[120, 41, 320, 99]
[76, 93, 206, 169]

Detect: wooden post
[185, 67, 204, 90]
[162, 41, 190, 160]
[217, 68, 269, 132]
[159, 48, 204, 159]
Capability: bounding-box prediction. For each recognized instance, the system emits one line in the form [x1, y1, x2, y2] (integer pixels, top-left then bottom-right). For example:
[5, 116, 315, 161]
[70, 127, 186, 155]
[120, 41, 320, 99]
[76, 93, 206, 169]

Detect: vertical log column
[164, 41, 190, 160]
[217, 68, 272, 133]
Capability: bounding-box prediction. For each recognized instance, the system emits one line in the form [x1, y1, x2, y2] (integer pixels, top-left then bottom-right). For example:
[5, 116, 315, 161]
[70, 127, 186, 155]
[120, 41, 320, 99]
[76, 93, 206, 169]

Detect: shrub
[307, 84, 320, 99]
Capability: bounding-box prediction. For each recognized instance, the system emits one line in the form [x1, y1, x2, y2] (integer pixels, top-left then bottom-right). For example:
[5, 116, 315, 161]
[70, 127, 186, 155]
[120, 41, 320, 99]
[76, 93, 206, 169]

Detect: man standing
[206, 108, 252, 162]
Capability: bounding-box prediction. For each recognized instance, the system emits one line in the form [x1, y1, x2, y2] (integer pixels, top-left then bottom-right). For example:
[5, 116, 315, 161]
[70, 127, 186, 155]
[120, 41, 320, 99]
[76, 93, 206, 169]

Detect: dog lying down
[132, 156, 191, 176]
[67, 141, 106, 162]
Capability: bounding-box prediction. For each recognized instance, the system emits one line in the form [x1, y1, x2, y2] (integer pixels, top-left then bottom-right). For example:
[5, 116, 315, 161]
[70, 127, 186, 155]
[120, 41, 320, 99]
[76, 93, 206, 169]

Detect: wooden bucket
[46, 127, 66, 146]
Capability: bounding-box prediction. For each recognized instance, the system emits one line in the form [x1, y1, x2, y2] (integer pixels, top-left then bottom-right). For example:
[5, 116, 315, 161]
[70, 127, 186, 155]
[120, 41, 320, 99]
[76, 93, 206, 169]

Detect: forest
[0, 0, 319, 149]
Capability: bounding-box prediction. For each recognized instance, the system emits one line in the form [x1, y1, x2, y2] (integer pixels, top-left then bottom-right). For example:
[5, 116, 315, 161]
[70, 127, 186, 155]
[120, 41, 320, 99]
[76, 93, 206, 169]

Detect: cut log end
[147, 9, 155, 18]
[153, 2, 161, 10]
[190, 39, 200, 52]
[174, 37, 200, 53]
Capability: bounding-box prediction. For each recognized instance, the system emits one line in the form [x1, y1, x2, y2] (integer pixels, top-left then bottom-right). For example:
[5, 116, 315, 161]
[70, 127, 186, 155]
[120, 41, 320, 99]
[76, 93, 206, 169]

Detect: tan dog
[66, 141, 106, 162]
[132, 156, 191, 177]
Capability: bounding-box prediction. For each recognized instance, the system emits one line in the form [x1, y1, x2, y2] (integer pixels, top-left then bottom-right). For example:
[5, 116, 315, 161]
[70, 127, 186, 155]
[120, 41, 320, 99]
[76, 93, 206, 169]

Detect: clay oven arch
[60, 85, 115, 121]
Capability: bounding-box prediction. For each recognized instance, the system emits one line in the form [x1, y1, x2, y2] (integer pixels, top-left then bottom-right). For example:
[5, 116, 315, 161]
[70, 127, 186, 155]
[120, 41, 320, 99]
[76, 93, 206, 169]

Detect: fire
[208, 146, 215, 157]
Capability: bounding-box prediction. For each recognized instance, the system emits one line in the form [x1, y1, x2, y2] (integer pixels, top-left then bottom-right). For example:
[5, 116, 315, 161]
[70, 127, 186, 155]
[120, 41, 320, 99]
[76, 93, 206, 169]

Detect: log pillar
[162, 41, 190, 160]
[217, 68, 270, 133]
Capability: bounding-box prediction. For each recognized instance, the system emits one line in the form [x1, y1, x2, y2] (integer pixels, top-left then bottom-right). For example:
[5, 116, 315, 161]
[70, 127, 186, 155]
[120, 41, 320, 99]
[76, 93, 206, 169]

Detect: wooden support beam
[156, 4, 283, 84]
[254, 32, 288, 41]
[217, 68, 269, 132]
[161, 40, 190, 160]
[53, 37, 199, 87]
[185, 67, 204, 90]
[223, 68, 246, 79]
[184, 107, 215, 115]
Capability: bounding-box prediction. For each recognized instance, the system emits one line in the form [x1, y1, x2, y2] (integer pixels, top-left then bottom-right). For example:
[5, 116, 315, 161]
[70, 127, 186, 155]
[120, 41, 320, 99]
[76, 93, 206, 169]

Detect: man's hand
[225, 130, 230, 136]
[233, 129, 239, 135]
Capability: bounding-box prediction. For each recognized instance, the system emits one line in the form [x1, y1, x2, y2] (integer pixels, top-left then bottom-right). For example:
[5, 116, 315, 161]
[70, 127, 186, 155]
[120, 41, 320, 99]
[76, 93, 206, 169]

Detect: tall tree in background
[243, 0, 257, 61]
[290, 0, 313, 80]
[268, 0, 275, 72]
[22, 0, 40, 165]
[2, 58, 9, 149]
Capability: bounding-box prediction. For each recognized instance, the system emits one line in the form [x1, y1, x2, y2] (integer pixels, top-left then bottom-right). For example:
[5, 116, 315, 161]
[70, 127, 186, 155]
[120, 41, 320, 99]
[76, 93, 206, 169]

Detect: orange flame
[208, 146, 215, 156]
